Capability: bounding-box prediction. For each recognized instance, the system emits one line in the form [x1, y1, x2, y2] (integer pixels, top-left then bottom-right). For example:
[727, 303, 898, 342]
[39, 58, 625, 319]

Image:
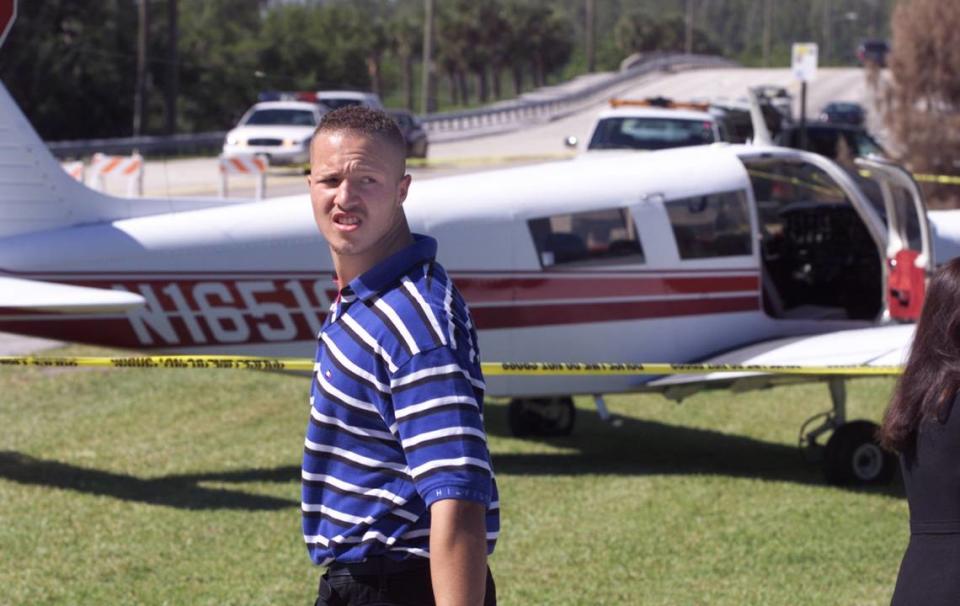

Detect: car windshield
[320, 98, 362, 110]
[588, 117, 716, 150]
[244, 109, 317, 126]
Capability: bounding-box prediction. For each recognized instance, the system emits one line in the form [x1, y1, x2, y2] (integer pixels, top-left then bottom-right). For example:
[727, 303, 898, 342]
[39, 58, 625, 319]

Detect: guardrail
[420, 53, 739, 142]
[45, 53, 737, 158]
[47, 131, 227, 159]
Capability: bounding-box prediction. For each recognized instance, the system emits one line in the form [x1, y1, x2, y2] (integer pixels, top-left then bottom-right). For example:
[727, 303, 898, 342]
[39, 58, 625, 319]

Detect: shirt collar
[344, 234, 437, 302]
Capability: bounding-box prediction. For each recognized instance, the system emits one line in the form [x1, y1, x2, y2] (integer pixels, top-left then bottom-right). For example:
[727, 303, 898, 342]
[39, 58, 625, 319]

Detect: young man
[302, 106, 499, 606]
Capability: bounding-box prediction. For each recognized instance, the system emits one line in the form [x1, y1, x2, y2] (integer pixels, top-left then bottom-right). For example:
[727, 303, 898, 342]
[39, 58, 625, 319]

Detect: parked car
[222, 101, 326, 165]
[389, 109, 429, 158]
[573, 98, 722, 152]
[257, 90, 383, 110]
[774, 122, 886, 161]
[857, 39, 890, 68]
[819, 101, 866, 127]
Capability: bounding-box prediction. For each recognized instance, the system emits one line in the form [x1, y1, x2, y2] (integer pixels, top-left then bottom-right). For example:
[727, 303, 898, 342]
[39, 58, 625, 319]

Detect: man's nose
[334, 179, 358, 208]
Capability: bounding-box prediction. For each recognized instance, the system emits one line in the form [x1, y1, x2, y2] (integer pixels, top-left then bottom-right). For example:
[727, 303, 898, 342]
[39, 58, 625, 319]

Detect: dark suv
[819, 102, 865, 127]
[388, 110, 429, 158]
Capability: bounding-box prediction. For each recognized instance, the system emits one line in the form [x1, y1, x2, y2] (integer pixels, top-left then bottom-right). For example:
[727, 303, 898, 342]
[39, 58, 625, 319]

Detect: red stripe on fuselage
[0, 272, 761, 348]
[455, 274, 759, 303]
[472, 296, 760, 329]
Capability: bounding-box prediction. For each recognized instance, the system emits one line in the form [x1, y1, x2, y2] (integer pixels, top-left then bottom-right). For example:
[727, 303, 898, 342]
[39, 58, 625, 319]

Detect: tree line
[883, 0, 960, 207]
[0, 0, 894, 141]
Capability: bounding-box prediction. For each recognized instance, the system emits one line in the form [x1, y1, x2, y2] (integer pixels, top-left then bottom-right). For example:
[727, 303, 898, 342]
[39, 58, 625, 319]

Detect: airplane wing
[0, 276, 145, 313]
[647, 324, 913, 401]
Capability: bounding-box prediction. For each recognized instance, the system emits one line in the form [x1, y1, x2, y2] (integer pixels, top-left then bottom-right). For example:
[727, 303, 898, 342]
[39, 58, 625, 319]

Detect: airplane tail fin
[0, 80, 240, 241]
[0, 81, 114, 239]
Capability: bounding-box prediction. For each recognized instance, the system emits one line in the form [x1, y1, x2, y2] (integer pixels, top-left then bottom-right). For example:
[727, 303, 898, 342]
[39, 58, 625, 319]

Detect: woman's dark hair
[880, 257, 960, 452]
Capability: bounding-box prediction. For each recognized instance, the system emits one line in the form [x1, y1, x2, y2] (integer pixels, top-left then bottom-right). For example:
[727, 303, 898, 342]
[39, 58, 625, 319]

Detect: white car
[222, 101, 326, 165]
[577, 101, 722, 152]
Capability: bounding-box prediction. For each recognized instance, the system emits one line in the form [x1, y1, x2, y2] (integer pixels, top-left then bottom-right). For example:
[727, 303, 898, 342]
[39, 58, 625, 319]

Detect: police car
[222, 100, 326, 165]
[571, 98, 723, 152]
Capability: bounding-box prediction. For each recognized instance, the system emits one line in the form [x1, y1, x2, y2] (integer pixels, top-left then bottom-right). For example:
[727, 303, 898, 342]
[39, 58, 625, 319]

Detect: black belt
[326, 555, 430, 577]
[910, 520, 960, 535]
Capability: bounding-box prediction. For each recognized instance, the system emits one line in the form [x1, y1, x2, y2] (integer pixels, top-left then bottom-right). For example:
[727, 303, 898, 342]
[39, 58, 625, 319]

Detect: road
[87, 66, 879, 201]
[4, 66, 878, 355]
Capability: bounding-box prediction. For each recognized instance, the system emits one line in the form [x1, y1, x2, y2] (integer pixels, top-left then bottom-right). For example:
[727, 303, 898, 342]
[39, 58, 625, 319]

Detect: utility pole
[164, 0, 178, 135]
[420, 0, 435, 114]
[762, 0, 772, 67]
[821, 0, 831, 65]
[685, 0, 693, 55]
[133, 0, 149, 137]
[585, 0, 595, 72]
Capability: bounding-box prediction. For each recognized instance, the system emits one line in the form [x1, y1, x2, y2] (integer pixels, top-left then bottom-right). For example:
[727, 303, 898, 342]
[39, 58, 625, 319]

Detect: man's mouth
[333, 214, 360, 229]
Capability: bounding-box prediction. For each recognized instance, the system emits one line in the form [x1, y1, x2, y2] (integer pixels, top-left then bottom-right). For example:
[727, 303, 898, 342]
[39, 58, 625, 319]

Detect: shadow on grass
[0, 451, 299, 510]
[484, 401, 905, 499]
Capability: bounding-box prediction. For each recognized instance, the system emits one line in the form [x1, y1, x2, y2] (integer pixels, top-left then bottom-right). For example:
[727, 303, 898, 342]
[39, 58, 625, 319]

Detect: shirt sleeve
[388, 344, 493, 508]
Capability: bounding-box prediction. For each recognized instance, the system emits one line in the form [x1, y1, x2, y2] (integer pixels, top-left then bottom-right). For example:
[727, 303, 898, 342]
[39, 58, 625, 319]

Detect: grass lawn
[1, 345, 908, 605]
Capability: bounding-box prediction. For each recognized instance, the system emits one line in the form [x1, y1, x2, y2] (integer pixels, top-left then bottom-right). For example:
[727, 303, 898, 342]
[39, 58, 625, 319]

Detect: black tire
[822, 420, 896, 485]
[507, 397, 575, 437]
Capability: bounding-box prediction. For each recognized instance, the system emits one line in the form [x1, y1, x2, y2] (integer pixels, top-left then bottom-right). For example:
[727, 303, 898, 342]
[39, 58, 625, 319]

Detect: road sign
[0, 0, 15, 49]
[791, 42, 819, 82]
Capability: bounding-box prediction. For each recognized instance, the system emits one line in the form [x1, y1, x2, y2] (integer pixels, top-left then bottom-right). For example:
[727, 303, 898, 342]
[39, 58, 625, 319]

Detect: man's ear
[397, 174, 412, 205]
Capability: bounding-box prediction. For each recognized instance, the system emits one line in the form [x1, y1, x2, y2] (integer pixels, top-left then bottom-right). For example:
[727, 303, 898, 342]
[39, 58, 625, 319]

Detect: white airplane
[0, 77, 952, 486]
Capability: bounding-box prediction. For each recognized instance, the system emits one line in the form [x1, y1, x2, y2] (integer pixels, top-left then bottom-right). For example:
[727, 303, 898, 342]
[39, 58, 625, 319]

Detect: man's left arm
[429, 498, 488, 606]
[388, 345, 495, 604]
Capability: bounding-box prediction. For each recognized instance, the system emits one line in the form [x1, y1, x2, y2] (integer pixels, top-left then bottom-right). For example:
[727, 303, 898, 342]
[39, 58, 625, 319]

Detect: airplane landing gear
[507, 397, 575, 437]
[799, 378, 896, 485]
[823, 420, 895, 484]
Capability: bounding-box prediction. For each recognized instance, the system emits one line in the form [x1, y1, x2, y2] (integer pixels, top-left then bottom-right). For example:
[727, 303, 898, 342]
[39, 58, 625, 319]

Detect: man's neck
[333, 230, 415, 287]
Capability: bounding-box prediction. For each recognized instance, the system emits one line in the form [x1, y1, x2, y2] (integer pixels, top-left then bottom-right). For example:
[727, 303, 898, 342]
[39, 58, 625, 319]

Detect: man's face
[308, 130, 411, 274]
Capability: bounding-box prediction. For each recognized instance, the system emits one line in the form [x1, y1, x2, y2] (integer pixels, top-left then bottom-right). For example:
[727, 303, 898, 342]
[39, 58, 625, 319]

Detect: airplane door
[855, 157, 933, 321]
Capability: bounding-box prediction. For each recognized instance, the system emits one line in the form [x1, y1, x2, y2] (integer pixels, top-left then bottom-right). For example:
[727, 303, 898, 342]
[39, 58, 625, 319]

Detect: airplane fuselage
[0, 145, 893, 397]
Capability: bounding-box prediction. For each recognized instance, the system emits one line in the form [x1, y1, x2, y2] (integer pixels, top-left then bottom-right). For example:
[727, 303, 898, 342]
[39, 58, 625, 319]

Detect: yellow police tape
[0, 355, 903, 376]
[913, 173, 960, 186]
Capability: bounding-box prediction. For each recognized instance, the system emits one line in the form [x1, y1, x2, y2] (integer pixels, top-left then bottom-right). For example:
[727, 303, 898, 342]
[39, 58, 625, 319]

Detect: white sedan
[222, 101, 326, 165]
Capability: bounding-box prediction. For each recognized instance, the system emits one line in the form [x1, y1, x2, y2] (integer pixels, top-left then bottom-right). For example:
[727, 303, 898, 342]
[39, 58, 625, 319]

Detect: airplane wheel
[507, 397, 575, 437]
[822, 420, 895, 485]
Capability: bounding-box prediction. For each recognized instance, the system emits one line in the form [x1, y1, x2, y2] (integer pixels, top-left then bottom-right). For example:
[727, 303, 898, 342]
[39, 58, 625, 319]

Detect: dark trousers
[315, 557, 496, 606]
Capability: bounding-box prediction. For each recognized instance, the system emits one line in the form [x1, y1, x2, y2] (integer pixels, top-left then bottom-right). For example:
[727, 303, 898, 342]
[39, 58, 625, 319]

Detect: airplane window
[665, 190, 752, 259]
[528, 208, 645, 269]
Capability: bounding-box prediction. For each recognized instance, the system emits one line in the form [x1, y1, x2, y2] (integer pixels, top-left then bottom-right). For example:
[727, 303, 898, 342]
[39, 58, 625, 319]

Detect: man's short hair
[313, 106, 407, 172]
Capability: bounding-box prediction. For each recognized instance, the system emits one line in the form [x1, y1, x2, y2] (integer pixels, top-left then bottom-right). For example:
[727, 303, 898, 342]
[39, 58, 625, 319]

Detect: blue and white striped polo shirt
[302, 234, 499, 565]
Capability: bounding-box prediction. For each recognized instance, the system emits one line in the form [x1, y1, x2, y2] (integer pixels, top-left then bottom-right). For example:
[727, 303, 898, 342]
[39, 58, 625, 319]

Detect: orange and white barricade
[88, 152, 144, 197]
[61, 160, 84, 183]
[219, 154, 268, 200]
